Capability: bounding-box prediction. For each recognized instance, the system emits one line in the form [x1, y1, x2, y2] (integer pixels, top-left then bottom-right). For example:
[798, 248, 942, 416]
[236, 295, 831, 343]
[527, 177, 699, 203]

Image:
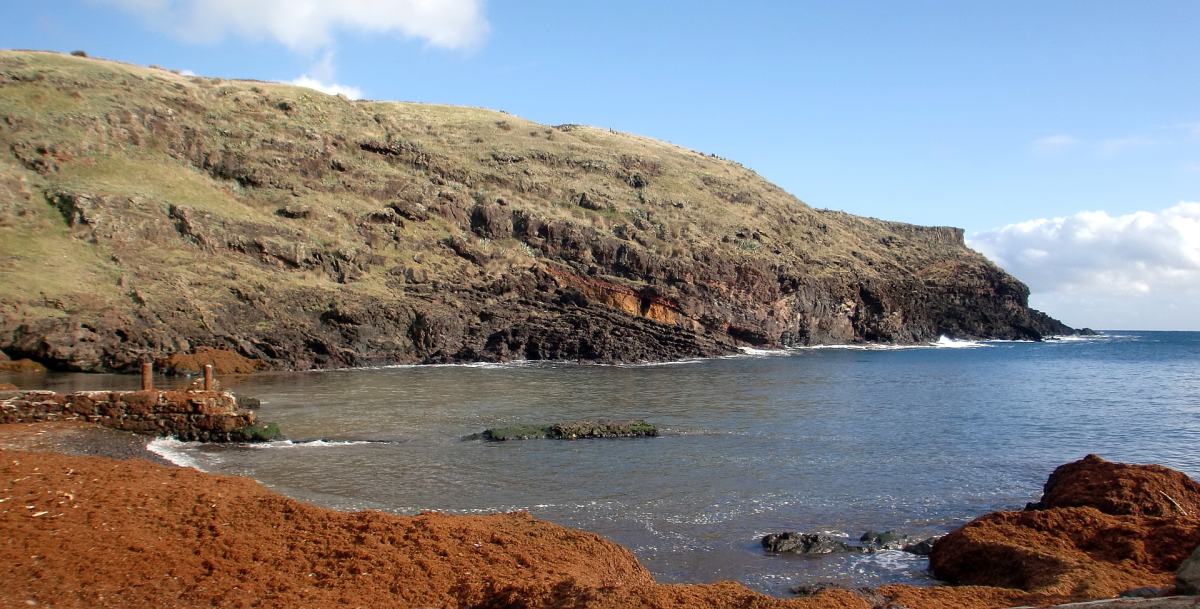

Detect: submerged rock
[761, 532, 856, 555]
[1177, 544, 1200, 595]
[470, 420, 658, 441]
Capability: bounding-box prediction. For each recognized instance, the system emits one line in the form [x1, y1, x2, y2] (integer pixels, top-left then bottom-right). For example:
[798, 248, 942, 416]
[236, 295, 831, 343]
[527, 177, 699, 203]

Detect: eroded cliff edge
[0, 51, 1071, 372]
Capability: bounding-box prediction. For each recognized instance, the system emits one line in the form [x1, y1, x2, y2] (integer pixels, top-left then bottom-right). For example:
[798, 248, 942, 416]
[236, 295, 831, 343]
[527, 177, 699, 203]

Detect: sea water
[22, 331, 1200, 594]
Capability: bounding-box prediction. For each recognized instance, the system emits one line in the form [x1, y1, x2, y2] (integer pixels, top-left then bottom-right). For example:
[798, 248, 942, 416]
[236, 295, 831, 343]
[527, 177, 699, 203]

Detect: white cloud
[286, 50, 363, 99]
[289, 76, 363, 99]
[102, 0, 488, 51]
[1032, 134, 1077, 154]
[968, 203, 1200, 330]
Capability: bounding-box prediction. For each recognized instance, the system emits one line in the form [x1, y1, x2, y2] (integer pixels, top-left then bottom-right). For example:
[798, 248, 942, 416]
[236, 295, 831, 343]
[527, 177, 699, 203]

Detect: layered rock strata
[0, 51, 1072, 371]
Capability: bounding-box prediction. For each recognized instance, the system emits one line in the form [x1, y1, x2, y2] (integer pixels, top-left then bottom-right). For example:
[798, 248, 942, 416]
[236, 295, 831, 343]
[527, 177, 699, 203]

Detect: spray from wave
[147, 437, 202, 469]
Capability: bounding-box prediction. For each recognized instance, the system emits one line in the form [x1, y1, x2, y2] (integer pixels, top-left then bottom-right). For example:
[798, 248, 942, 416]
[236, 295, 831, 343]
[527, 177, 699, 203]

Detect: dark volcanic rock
[900, 537, 939, 556]
[0, 51, 1079, 372]
[860, 530, 908, 550]
[761, 532, 856, 555]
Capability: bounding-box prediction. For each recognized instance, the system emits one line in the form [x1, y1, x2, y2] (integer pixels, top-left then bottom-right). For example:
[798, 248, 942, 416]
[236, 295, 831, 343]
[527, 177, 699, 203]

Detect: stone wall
[0, 390, 272, 442]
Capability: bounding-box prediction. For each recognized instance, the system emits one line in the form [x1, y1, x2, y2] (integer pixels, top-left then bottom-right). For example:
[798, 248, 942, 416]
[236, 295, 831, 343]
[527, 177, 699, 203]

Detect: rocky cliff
[0, 51, 1072, 372]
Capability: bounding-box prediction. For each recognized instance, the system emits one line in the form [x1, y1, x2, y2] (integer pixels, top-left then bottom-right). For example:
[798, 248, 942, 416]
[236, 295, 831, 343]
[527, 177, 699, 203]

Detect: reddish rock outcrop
[931, 455, 1200, 602]
[158, 347, 264, 375]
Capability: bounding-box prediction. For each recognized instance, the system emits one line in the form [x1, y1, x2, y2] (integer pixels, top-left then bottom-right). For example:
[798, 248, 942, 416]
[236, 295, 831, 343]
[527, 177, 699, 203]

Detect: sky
[3, 1, 1198, 330]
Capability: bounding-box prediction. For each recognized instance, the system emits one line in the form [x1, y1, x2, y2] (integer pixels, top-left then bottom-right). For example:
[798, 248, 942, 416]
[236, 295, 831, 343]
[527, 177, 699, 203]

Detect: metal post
[141, 362, 153, 391]
[203, 364, 214, 391]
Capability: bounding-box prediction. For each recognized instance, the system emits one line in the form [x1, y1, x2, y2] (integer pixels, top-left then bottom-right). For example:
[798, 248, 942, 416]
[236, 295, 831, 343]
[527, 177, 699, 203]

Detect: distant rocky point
[0, 51, 1075, 372]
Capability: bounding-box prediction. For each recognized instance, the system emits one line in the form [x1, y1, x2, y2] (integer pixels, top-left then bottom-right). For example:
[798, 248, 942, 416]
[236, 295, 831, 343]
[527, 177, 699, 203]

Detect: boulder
[931, 455, 1200, 598]
[1033, 454, 1200, 517]
[900, 537, 939, 556]
[761, 532, 856, 555]
[860, 530, 908, 550]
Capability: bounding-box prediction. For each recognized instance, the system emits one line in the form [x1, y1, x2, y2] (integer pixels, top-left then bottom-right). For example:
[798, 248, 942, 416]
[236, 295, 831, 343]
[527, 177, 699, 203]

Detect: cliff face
[0, 51, 1071, 372]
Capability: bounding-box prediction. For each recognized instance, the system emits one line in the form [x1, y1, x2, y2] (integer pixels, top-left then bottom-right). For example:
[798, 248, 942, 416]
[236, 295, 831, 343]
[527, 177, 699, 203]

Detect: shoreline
[2, 421, 1198, 609]
[0, 420, 172, 466]
[0, 333, 1113, 382]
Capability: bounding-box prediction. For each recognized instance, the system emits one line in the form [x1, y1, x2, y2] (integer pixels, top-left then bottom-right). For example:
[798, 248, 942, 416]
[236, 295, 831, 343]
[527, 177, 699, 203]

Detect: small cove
[16, 331, 1200, 595]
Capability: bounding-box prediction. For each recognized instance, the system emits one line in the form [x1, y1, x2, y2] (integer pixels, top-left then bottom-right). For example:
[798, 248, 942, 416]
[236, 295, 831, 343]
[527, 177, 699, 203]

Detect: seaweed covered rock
[471, 420, 658, 441]
[930, 455, 1200, 599]
[1033, 453, 1200, 517]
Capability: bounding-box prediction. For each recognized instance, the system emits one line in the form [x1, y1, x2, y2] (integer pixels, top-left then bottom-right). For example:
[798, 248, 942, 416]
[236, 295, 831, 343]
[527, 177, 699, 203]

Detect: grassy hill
[0, 51, 1069, 372]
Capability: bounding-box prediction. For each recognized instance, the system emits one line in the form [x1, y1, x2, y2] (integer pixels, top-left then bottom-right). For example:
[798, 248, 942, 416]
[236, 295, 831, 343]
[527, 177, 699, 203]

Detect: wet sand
[0, 421, 171, 465]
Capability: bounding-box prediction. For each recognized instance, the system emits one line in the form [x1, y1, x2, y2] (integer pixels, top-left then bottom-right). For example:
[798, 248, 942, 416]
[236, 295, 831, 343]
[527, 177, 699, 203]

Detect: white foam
[1047, 334, 1109, 342]
[931, 335, 989, 349]
[735, 347, 794, 357]
[147, 437, 203, 469]
[855, 548, 929, 572]
[615, 358, 706, 368]
[246, 439, 376, 449]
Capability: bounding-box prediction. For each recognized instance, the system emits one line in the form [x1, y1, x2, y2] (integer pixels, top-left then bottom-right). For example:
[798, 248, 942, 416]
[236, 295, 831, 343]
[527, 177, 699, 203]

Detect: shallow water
[17, 331, 1200, 594]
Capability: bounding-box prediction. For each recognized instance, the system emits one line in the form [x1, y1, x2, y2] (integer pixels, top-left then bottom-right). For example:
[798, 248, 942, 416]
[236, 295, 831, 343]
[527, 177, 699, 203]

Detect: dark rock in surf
[860, 530, 908, 550]
[901, 537, 939, 556]
[762, 532, 856, 555]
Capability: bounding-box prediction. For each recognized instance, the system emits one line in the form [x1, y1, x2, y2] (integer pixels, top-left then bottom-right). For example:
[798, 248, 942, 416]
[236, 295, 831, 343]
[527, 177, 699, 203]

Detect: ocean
[23, 331, 1200, 595]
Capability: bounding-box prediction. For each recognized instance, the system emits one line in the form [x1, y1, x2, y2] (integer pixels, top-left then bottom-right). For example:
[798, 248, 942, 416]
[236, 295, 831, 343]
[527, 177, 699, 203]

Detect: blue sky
[3, 1, 1199, 329]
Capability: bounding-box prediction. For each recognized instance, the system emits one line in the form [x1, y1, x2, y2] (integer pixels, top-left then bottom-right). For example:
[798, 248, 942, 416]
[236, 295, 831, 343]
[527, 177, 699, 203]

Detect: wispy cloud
[100, 0, 489, 51]
[968, 203, 1200, 330]
[1097, 135, 1153, 157]
[1031, 134, 1078, 155]
[1174, 122, 1200, 137]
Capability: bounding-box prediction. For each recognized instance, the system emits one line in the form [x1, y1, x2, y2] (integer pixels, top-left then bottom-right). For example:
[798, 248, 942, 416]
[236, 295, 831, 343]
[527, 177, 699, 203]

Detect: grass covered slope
[0, 51, 1070, 371]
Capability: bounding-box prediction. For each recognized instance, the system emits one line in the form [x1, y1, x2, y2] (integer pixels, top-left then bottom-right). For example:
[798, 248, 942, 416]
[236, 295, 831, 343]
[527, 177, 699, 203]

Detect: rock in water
[860, 530, 908, 550]
[900, 537, 939, 556]
[471, 420, 658, 441]
[1177, 545, 1200, 595]
[761, 532, 856, 555]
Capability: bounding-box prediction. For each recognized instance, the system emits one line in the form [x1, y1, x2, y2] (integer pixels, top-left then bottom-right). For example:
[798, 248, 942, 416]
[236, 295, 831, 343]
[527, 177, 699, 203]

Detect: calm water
[14, 332, 1200, 594]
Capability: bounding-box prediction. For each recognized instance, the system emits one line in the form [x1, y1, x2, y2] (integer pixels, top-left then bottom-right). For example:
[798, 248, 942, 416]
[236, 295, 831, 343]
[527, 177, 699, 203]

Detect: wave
[245, 439, 383, 449]
[147, 437, 202, 469]
[931, 335, 989, 349]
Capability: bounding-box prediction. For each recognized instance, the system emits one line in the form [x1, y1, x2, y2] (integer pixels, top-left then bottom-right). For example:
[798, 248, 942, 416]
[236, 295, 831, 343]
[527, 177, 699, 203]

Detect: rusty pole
[141, 362, 153, 391]
[203, 364, 214, 391]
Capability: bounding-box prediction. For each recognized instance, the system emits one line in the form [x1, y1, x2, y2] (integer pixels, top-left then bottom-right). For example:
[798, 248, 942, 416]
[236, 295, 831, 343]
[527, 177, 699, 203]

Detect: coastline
[2, 421, 1198, 609]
